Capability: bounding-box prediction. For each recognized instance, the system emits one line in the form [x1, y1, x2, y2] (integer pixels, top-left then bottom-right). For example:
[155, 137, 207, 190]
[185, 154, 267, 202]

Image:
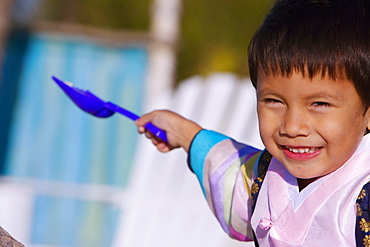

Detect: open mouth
[285, 146, 321, 154]
[279, 145, 323, 161]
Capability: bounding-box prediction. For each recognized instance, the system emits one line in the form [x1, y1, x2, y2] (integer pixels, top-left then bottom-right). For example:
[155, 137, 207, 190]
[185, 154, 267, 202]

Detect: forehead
[256, 71, 361, 102]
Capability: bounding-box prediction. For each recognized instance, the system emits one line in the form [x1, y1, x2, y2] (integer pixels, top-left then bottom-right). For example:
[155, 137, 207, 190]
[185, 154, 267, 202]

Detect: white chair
[113, 73, 262, 247]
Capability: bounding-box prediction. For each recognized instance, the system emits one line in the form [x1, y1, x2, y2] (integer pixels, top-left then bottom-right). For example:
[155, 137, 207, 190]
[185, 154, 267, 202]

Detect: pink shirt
[189, 130, 370, 246]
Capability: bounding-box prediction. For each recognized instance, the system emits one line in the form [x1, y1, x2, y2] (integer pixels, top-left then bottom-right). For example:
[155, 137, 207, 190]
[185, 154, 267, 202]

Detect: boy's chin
[285, 166, 322, 180]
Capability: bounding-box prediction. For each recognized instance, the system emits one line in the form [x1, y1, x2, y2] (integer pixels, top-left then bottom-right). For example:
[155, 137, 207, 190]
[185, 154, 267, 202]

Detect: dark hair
[248, 0, 370, 108]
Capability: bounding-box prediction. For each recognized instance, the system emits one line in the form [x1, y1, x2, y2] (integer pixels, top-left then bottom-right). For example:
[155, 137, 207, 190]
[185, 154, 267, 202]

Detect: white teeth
[286, 146, 318, 154]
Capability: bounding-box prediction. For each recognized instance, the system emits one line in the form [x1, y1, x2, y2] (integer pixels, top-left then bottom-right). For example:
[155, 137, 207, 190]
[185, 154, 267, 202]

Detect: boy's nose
[280, 110, 310, 137]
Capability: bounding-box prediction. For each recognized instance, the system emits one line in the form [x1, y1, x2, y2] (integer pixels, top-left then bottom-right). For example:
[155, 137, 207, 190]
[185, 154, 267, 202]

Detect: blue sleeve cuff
[188, 129, 231, 188]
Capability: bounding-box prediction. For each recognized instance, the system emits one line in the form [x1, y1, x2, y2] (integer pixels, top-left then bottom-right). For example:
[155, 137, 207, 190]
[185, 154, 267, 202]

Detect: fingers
[135, 110, 197, 152]
[137, 125, 146, 134]
[135, 111, 158, 127]
[146, 130, 171, 152]
[136, 115, 172, 152]
[156, 142, 170, 152]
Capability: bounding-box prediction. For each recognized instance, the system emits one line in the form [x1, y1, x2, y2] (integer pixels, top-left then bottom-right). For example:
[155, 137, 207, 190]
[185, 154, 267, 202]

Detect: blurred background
[0, 0, 269, 246]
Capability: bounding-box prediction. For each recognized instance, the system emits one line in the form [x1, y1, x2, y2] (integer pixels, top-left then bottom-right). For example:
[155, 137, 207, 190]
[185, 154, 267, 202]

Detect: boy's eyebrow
[256, 89, 278, 97]
[256, 89, 286, 100]
[305, 91, 341, 101]
[257, 89, 341, 101]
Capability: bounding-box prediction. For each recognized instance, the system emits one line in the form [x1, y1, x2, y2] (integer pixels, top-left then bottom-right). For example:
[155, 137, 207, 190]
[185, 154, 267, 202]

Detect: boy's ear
[366, 107, 370, 133]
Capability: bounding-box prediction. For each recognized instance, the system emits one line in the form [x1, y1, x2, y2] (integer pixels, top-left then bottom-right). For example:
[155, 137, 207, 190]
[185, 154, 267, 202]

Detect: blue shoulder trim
[188, 130, 230, 189]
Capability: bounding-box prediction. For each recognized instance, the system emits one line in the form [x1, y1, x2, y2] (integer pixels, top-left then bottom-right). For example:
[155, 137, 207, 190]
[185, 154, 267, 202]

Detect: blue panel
[0, 32, 30, 173]
[31, 195, 120, 247]
[1, 32, 148, 246]
[4, 33, 148, 186]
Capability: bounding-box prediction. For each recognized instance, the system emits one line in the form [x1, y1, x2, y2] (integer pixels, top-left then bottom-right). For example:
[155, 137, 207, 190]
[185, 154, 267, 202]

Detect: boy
[136, 0, 370, 246]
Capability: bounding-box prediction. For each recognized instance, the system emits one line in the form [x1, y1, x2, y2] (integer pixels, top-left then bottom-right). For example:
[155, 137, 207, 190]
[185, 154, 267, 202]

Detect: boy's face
[257, 72, 370, 179]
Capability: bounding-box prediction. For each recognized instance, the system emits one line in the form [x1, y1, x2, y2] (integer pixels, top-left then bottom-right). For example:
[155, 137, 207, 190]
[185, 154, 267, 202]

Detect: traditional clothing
[188, 130, 370, 246]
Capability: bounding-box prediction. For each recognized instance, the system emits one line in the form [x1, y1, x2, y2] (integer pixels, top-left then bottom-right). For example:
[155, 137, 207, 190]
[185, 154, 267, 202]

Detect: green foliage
[37, 0, 271, 83]
[38, 0, 150, 30]
[177, 0, 271, 82]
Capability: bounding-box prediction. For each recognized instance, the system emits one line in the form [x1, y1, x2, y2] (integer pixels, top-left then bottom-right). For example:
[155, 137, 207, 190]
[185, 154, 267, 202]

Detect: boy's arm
[136, 110, 261, 241]
[189, 130, 261, 241]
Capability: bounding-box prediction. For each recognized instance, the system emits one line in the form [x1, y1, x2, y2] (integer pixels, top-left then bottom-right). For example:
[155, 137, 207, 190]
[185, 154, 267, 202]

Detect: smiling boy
[257, 72, 370, 190]
[135, 0, 370, 246]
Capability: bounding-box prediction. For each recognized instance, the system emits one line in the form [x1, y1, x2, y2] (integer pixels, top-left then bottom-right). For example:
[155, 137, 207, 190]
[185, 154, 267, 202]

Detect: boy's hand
[135, 110, 202, 153]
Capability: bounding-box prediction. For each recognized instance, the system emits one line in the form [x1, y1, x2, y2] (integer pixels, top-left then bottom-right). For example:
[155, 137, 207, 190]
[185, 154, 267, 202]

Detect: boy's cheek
[258, 115, 277, 139]
[258, 128, 276, 154]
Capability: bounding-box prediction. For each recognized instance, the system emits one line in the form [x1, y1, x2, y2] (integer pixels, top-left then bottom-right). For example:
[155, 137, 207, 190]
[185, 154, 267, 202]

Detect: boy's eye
[261, 98, 284, 108]
[264, 98, 282, 104]
[312, 102, 331, 107]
